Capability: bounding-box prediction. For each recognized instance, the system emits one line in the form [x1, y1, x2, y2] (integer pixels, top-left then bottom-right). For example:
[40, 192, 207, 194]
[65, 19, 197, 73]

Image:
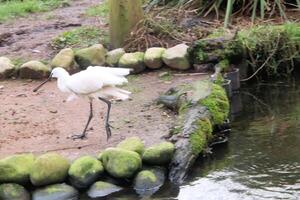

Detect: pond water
[81, 81, 300, 200]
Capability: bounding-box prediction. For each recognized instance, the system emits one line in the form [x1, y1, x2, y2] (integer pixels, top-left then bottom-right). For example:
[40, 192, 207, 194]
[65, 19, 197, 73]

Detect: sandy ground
[0, 0, 209, 159]
[0, 72, 208, 159]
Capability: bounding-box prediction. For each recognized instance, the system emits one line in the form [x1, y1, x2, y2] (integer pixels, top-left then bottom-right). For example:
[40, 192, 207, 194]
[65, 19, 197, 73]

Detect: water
[82, 81, 300, 200]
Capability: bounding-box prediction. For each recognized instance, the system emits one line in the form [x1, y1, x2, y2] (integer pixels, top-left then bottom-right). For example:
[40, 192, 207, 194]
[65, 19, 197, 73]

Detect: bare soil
[0, 72, 208, 159]
[0, 0, 105, 61]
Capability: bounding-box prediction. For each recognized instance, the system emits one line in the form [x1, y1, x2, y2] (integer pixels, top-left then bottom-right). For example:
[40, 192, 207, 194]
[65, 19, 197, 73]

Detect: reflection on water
[181, 81, 300, 199]
[82, 81, 300, 199]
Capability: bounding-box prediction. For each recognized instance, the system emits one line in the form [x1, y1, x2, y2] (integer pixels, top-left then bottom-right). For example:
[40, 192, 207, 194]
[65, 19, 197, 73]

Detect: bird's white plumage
[51, 66, 131, 101]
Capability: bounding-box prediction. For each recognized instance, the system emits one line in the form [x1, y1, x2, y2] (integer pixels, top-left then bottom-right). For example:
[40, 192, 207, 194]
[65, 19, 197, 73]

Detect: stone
[75, 44, 107, 69]
[30, 153, 70, 186]
[87, 181, 122, 198]
[0, 183, 30, 200]
[162, 44, 191, 70]
[51, 48, 75, 71]
[68, 156, 104, 189]
[142, 142, 175, 165]
[133, 167, 165, 196]
[144, 47, 166, 69]
[19, 61, 51, 79]
[32, 183, 78, 200]
[105, 48, 125, 67]
[101, 148, 142, 178]
[0, 57, 15, 79]
[118, 52, 145, 74]
[0, 154, 35, 184]
[117, 137, 145, 155]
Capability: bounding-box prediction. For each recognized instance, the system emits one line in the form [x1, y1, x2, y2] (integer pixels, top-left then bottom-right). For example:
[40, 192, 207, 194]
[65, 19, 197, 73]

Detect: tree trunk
[109, 0, 144, 48]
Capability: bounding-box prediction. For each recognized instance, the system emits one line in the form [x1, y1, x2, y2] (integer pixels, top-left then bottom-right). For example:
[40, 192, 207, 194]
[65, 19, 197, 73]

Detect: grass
[85, 0, 109, 17]
[0, 0, 68, 22]
[51, 26, 109, 50]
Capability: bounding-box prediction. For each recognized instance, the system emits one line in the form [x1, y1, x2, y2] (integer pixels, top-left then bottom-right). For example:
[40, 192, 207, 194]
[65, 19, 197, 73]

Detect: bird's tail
[93, 86, 131, 101]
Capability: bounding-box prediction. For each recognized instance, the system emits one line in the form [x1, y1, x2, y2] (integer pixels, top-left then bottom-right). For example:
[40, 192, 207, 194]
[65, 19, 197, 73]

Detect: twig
[240, 33, 281, 82]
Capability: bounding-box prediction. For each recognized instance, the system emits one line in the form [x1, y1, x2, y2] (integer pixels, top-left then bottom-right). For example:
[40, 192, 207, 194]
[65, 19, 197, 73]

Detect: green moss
[188, 40, 209, 64]
[0, 183, 29, 200]
[0, 154, 35, 184]
[117, 137, 145, 155]
[68, 156, 103, 181]
[135, 170, 157, 183]
[218, 59, 230, 71]
[200, 83, 229, 125]
[101, 148, 142, 178]
[30, 153, 70, 186]
[190, 118, 213, 155]
[142, 142, 175, 165]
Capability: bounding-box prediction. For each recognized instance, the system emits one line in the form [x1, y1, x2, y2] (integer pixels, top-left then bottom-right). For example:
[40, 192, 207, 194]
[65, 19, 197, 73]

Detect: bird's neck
[57, 73, 70, 93]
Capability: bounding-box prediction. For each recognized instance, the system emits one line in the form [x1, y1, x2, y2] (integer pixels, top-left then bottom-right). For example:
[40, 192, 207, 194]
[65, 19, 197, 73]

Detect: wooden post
[109, 0, 144, 48]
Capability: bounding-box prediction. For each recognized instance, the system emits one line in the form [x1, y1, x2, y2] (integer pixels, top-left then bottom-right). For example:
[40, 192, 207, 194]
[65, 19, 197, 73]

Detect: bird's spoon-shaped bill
[33, 75, 52, 92]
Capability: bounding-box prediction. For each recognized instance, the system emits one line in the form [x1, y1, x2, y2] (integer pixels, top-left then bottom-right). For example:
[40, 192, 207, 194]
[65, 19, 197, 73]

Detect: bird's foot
[71, 134, 87, 140]
[105, 123, 113, 140]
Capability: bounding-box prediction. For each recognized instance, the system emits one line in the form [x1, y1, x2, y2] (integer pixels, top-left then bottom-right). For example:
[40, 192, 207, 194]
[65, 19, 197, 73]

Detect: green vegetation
[142, 142, 175, 165]
[190, 118, 213, 155]
[117, 137, 145, 155]
[0, 0, 68, 22]
[148, 0, 300, 27]
[86, 1, 109, 17]
[51, 27, 109, 50]
[0, 154, 35, 184]
[237, 23, 300, 78]
[201, 84, 229, 125]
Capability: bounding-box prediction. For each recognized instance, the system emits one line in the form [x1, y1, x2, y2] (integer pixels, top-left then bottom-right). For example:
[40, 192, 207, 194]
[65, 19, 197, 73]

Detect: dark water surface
[82, 81, 300, 200]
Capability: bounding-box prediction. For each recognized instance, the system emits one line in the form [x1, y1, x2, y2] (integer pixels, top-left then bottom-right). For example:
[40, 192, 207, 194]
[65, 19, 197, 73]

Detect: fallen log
[158, 80, 230, 183]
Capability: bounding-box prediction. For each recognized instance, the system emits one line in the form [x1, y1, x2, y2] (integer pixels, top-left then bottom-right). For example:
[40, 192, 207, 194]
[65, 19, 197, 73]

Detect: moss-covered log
[158, 80, 229, 183]
[109, 0, 144, 48]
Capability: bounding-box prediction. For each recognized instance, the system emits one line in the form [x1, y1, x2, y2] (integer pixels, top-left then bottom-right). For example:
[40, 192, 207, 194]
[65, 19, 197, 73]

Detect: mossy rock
[30, 153, 70, 186]
[75, 44, 107, 69]
[0, 154, 35, 184]
[117, 137, 145, 155]
[32, 183, 78, 200]
[162, 44, 191, 70]
[68, 156, 104, 189]
[97, 152, 103, 162]
[87, 181, 122, 198]
[105, 48, 125, 67]
[200, 83, 229, 125]
[51, 48, 75, 71]
[101, 148, 142, 178]
[0, 57, 15, 79]
[118, 52, 145, 74]
[19, 61, 51, 79]
[0, 183, 30, 200]
[133, 167, 165, 196]
[142, 142, 175, 165]
[144, 47, 166, 69]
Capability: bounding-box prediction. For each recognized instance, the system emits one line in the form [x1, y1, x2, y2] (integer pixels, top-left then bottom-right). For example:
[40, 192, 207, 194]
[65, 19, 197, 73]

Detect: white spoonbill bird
[33, 66, 132, 140]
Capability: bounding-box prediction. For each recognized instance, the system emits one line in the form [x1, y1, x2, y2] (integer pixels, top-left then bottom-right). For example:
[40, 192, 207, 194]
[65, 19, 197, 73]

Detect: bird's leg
[71, 100, 93, 140]
[98, 97, 112, 140]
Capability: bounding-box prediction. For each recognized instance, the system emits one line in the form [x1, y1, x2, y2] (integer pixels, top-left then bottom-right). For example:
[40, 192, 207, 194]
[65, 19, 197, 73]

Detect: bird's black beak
[33, 73, 52, 92]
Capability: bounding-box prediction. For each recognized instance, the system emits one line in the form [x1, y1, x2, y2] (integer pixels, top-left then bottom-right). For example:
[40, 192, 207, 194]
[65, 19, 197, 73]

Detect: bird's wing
[65, 70, 127, 95]
[87, 66, 131, 77]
